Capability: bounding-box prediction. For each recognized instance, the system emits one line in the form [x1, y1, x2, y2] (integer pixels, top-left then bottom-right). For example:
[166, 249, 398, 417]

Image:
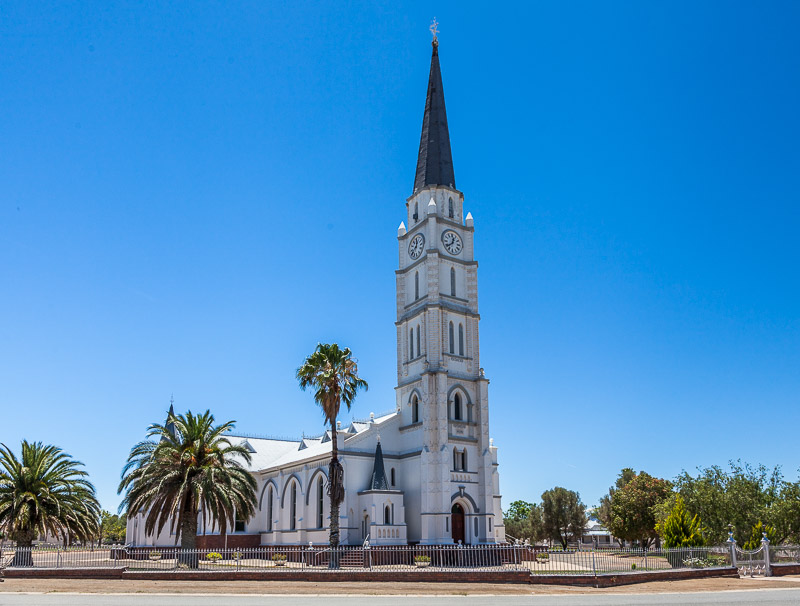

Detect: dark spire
[413, 38, 456, 193]
[164, 394, 176, 439]
[367, 439, 389, 491]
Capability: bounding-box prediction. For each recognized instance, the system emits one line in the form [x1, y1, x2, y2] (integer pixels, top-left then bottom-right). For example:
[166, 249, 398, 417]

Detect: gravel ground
[2, 576, 800, 595]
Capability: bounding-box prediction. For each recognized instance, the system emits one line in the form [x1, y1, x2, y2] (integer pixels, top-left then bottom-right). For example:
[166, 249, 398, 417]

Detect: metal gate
[736, 545, 767, 577]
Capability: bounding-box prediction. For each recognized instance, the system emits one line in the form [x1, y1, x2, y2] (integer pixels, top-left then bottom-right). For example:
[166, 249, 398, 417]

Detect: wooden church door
[451, 504, 465, 544]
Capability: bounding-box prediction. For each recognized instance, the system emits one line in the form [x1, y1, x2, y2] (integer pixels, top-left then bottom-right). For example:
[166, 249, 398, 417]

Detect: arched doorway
[451, 503, 465, 545]
[362, 514, 370, 542]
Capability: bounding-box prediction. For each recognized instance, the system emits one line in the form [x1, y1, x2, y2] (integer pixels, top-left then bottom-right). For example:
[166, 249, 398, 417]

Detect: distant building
[580, 510, 616, 547]
[127, 36, 505, 548]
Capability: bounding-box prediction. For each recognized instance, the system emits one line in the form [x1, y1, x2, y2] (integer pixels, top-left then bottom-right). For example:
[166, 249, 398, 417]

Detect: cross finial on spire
[169, 393, 174, 406]
[430, 17, 439, 46]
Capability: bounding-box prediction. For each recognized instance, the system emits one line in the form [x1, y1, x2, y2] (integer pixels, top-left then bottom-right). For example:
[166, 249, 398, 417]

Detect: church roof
[225, 411, 398, 473]
[227, 436, 302, 471]
[413, 40, 456, 193]
[366, 440, 389, 491]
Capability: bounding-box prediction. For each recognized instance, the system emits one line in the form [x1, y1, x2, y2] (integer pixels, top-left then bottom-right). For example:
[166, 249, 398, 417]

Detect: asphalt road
[2, 592, 800, 606]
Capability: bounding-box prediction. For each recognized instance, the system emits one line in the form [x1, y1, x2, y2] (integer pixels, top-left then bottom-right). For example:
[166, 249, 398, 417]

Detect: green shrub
[660, 496, 705, 549]
[742, 521, 778, 550]
[414, 555, 431, 563]
[271, 553, 288, 562]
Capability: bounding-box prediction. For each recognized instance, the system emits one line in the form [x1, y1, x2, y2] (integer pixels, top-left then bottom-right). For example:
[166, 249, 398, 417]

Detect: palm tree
[0, 441, 101, 566]
[297, 343, 368, 550]
[118, 409, 257, 567]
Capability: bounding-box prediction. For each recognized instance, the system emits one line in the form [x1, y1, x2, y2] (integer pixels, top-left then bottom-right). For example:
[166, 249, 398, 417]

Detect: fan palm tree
[297, 343, 368, 550]
[118, 409, 257, 567]
[0, 441, 101, 566]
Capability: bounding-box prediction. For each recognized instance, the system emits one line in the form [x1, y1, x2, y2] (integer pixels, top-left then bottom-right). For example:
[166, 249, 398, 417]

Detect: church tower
[395, 34, 504, 544]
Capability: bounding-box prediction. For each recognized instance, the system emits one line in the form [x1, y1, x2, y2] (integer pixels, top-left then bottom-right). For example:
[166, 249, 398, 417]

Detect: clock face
[441, 230, 463, 255]
[408, 234, 425, 260]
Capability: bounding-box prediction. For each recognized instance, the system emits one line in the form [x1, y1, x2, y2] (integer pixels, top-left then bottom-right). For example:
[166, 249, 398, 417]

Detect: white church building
[127, 37, 506, 548]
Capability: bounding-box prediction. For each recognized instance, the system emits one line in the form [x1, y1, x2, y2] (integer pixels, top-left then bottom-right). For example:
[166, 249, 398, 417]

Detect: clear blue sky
[1, 1, 798, 514]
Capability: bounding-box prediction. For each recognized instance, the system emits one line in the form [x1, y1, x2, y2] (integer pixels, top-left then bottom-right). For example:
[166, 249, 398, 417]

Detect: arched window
[449, 321, 455, 354]
[412, 395, 419, 423]
[453, 448, 466, 471]
[454, 393, 462, 421]
[450, 267, 456, 297]
[414, 202, 419, 222]
[458, 323, 464, 356]
[267, 486, 274, 532]
[384, 505, 391, 525]
[317, 477, 324, 528]
[390, 468, 396, 487]
[235, 509, 246, 532]
[409, 327, 414, 359]
[448, 197, 454, 218]
[416, 324, 421, 356]
[290, 481, 297, 531]
[414, 272, 419, 300]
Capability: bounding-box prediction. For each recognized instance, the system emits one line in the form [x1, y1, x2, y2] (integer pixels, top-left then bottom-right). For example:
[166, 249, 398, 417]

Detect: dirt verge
[3, 576, 800, 595]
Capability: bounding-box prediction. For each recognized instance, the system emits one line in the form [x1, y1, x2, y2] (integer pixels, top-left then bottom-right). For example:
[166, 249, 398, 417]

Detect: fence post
[591, 547, 596, 577]
[727, 530, 737, 569]
[762, 533, 771, 577]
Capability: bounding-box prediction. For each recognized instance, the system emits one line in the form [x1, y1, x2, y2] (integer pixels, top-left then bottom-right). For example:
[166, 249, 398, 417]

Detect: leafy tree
[742, 521, 778, 550]
[658, 495, 705, 548]
[674, 461, 782, 545]
[596, 467, 636, 536]
[506, 500, 533, 522]
[99, 511, 127, 544]
[504, 500, 544, 544]
[118, 410, 257, 567]
[608, 471, 672, 548]
[297, 343, 368, 553]
[767, 480, 800, 544]
[541, 487, 586, 549]
[0, 441, 100, 566]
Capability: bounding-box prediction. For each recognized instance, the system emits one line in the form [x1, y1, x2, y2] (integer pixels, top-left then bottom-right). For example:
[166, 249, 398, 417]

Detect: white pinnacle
[397, 221, 406, 237]
[465, 211, 474, 227]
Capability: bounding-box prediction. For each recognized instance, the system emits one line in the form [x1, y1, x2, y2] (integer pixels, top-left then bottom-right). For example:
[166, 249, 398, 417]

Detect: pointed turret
[164, 396, 176, 439]
[413, 38, 455, 193]
[367, 439, 389, 491]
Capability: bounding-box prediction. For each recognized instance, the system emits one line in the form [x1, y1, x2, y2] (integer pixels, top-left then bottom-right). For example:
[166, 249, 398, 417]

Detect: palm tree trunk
[11, 530, 34, 567]
[328, 418, 342, 569]
[330, 420, 339, 547]
[179, 500, 199, 568]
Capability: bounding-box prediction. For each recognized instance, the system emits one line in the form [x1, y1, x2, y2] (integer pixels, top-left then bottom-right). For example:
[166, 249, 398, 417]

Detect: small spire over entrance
[366, 440, 389, 491]
[165, 394, 176, 439]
